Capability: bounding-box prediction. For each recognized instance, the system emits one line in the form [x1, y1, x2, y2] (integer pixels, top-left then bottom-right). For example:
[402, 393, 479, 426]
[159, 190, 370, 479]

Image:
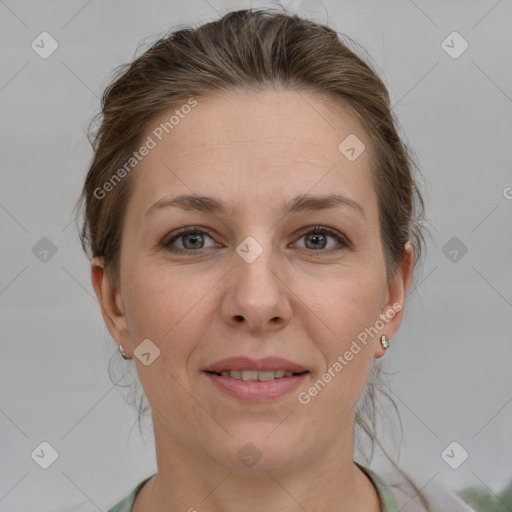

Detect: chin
[209, 430, 312, 475]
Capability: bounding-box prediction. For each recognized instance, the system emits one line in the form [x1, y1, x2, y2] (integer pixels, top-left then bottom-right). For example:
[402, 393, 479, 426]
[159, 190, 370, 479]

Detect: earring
[380, 335, 390, 350]
[119, 345, 128, 359]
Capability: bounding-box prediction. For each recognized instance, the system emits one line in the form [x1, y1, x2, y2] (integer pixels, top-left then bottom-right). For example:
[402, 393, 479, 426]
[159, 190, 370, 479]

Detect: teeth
[217, 370, 299, 381]
[241, 370, 259, 381]
[256, 371, 275, 382]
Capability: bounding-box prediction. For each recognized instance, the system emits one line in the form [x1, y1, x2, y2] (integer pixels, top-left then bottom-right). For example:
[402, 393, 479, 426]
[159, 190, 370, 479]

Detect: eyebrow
[144, 193, 366, 220]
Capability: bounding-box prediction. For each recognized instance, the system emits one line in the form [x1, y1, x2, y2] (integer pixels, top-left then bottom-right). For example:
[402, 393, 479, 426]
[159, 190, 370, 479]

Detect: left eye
[294, 227, 348, 251]
[162, 226, 349, 254]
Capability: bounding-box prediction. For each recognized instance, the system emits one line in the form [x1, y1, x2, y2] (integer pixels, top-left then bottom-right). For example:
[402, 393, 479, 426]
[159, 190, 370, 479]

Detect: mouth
[205, 369, 308, 381]
[204, 356, 308, 374]
[203, 357, 309, 402]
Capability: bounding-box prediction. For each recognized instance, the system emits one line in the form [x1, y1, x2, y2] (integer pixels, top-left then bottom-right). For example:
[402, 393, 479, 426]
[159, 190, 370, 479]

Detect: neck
[134, 413, 380, 512]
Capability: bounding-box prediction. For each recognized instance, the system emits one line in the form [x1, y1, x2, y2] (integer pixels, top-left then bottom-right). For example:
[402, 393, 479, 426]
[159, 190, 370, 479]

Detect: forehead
[129, 89, 376, 216]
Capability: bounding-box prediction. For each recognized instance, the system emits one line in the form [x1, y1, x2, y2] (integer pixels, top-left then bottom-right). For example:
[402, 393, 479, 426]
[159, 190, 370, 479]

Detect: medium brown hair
[76, 7, 430, 507]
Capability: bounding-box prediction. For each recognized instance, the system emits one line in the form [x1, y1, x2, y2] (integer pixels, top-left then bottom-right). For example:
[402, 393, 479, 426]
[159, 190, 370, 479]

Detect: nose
[221, 239, 292, 333]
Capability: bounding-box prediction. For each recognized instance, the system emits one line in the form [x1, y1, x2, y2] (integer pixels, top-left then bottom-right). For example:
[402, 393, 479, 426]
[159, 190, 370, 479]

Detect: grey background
[1, 0, 511, 510]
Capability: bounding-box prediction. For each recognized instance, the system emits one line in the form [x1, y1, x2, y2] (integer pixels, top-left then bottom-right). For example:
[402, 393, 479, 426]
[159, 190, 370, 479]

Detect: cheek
[120, 268, 205, 413]
[122, 263, 191, 335]
[120, 263, 216, 375]
[307, 266, 383, 340]
[300, 270, 381, 395]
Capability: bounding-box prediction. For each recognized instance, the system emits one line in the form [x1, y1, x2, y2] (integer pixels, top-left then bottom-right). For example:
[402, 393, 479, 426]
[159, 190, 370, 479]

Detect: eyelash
[161, 225, 350, 256]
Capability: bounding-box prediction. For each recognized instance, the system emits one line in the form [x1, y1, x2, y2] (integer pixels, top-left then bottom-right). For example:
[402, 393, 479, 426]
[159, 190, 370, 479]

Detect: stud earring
[380, 335, 390, 350]
[119, 345, 128, 359]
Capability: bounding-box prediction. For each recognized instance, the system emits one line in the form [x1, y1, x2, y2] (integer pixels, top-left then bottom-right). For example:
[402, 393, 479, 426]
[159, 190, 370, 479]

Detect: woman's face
[93, 90, 412, 472]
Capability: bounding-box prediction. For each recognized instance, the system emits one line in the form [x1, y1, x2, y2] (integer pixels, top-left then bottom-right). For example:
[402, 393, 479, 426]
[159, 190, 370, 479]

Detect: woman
[76, 8, 472, 512]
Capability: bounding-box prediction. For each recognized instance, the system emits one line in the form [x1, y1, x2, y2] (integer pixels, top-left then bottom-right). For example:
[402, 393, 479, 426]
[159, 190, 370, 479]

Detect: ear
[374, 241, 414, 358]
[90, 257, 131, 356]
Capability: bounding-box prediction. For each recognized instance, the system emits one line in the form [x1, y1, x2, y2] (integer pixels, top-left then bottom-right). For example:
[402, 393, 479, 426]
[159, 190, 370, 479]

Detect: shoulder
[381, 468, 476, 512]
[388, 484, 430, 512]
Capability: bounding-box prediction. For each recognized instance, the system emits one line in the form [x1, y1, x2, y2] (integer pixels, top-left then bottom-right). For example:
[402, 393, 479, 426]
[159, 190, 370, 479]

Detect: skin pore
[91, 89, 413, 512]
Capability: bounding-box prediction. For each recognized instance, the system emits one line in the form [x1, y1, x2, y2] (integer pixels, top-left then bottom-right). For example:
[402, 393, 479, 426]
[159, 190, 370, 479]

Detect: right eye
[161, 226, 220, 255]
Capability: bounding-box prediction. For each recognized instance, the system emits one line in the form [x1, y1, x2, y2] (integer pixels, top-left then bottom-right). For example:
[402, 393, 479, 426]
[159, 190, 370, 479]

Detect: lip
[203, 357, 309, 403]
[204, 356, 308, 374]
[205, 371, 309, 402]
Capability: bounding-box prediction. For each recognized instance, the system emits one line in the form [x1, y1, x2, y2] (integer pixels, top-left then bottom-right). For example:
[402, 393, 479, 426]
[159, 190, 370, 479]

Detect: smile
[203, 366, 309, 402]
[209, 369, 303, 381]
